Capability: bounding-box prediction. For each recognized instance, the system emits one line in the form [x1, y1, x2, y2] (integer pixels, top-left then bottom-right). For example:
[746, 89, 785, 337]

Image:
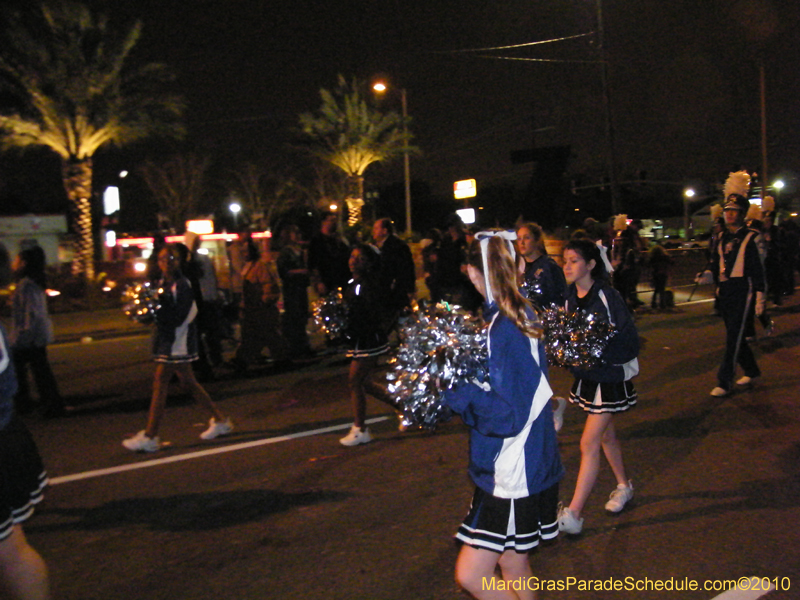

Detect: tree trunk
[62, 158, 95, 281]
[344, 175, 364, 226]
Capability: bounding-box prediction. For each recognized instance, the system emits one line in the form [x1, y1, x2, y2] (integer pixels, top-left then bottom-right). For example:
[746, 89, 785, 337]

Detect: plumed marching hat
[723, 193, 750, 213]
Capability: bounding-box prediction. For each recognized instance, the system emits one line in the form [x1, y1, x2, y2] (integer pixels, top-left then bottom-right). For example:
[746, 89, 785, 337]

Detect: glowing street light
[683, 188, 696, 240]
[230, 202, 241, 228]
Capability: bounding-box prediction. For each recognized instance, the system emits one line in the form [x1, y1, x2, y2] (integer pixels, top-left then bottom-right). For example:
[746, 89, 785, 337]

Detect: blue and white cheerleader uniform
[565, 281, 639, 413]
[0, 325, 47, 540]
[152, 276, 200, 363]
[443, 304, 563, 554]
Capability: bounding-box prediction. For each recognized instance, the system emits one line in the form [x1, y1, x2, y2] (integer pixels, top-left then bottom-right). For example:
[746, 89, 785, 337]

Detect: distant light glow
[105, 230, 117, 248]
[133, 262, 147, 273]
[103, 186, 120, 215]
[456, 208, 476, 225]
[229, 203, 241, 214]
[373, 82, 387, 92]
[684, 188, 696, 198]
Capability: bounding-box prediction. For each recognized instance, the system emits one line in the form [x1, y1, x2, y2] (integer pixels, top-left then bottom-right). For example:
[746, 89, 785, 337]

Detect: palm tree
[0, 1, 184, 281]
[298, 75, 414, 226]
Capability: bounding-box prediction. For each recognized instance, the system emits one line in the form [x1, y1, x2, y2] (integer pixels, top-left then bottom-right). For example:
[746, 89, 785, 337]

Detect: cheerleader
[557, 238, 639, 534]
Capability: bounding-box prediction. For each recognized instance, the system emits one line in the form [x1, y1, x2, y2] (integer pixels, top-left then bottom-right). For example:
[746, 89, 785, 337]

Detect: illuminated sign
[456, 208, 476, 225]
[186, 219, 215, 235]
[454, 179, 477, 200]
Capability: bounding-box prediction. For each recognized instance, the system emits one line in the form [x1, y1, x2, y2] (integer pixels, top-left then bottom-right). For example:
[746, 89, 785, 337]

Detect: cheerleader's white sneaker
[200, 417, 234, 440]
[605, 481, 634, 513]
[557, 504, 584, 534]
[339, 425, 372, 447]
[122, 431, 161, 453]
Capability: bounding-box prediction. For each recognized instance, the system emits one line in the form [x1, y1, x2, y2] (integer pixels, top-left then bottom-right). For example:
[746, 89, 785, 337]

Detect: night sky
[2, 0, 799, 225]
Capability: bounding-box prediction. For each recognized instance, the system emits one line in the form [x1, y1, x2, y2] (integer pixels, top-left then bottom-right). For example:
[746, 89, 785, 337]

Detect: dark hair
[349, 243, 380, 277]
[17, 245, 47, 288]
[375, 218, 394, 236]
[516, 222, 547, 256]
[564, 237, 609, 282]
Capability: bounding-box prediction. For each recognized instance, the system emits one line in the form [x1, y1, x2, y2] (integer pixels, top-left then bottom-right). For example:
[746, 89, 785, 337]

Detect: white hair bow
[596, 240, 614, 274]
[474, 230, 517, 305]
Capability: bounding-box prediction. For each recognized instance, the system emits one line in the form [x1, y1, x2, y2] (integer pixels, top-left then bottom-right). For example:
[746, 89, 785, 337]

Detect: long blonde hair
[468, 235, 543, 338]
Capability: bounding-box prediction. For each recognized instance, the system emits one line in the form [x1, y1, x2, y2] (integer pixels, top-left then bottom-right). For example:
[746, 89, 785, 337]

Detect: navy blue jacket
[443, 304, 563, 499]
[565, 281, 639, 383]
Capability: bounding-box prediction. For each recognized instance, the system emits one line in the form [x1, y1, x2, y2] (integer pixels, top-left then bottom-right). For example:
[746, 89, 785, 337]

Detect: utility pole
[597, 0, 620, 215]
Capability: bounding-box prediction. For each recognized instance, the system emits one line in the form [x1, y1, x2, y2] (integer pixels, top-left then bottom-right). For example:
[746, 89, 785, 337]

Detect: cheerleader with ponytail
[442, 231, 563, 600]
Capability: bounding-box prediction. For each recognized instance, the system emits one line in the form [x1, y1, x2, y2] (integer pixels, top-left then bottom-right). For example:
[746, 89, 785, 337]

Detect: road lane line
[49, 416, 391, 486]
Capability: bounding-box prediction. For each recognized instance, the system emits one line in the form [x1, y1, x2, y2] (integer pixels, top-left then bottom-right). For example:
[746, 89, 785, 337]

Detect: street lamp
[683, 188, 695, 240]
[229, 202, 241, 229]
[373, 81, 412, 236]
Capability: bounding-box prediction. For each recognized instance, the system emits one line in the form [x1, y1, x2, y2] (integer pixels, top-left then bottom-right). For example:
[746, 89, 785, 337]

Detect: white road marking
[49, 416, 391, 486]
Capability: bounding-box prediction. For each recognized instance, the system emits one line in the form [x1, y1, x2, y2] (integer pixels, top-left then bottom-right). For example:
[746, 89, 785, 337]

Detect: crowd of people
[3, 185, 798, 599]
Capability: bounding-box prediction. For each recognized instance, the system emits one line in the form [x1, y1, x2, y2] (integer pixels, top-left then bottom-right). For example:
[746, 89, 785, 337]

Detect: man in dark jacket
[372, 218, 416, 318]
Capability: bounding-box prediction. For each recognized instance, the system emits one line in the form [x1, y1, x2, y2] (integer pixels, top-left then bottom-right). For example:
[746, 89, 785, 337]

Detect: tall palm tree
[0, 1, 184, 281]
[298, 75, 414, 226]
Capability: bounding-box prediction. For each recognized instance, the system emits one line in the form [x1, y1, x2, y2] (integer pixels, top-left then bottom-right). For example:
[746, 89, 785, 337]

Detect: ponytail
[467, 235, 543, 338]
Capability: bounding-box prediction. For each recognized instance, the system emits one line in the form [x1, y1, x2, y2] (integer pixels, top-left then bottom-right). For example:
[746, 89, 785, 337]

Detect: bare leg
[145, 363, 173, 438]
[455, 545, 528, 599]
[174, 363, 226, 422]
[498, 551, 537, 600]
[600, 419, 628, 487]
[348, 358, 372, 429]
[0, 525, 50, 600]
[568, 412, 613, 517]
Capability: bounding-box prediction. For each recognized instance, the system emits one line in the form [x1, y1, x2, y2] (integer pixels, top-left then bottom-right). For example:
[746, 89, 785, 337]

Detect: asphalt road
[22, 293, 800, 600]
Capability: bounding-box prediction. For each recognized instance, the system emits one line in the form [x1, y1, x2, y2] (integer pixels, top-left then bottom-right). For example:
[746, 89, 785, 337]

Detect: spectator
[431, 214, 481, 312]
[371, 217, 416, 317]
[277, 224, 313, 358]
[647, 243, 673, 310]
[9, 245, 68, 419]
[185, 232, 225, 368]
[420, 228, 442, 302]
[308, 211, 351, 298]
[231, 236, 289, 372]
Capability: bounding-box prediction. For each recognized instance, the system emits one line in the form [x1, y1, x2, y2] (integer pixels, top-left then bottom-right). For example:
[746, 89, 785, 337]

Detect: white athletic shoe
[557, 504, 584, 534]
[122, 430, 161, 453]
[605, 481, 634, 513]
[200, 417, 234, 440]
[339, 425, 372, 447]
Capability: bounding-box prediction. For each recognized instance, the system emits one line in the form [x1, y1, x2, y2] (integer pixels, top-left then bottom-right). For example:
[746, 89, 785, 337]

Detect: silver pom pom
[540, 305, 615, 369]
[122, 282, 161, 324]
[311, 289, 347, 339]
[386, 301, 488, 430]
